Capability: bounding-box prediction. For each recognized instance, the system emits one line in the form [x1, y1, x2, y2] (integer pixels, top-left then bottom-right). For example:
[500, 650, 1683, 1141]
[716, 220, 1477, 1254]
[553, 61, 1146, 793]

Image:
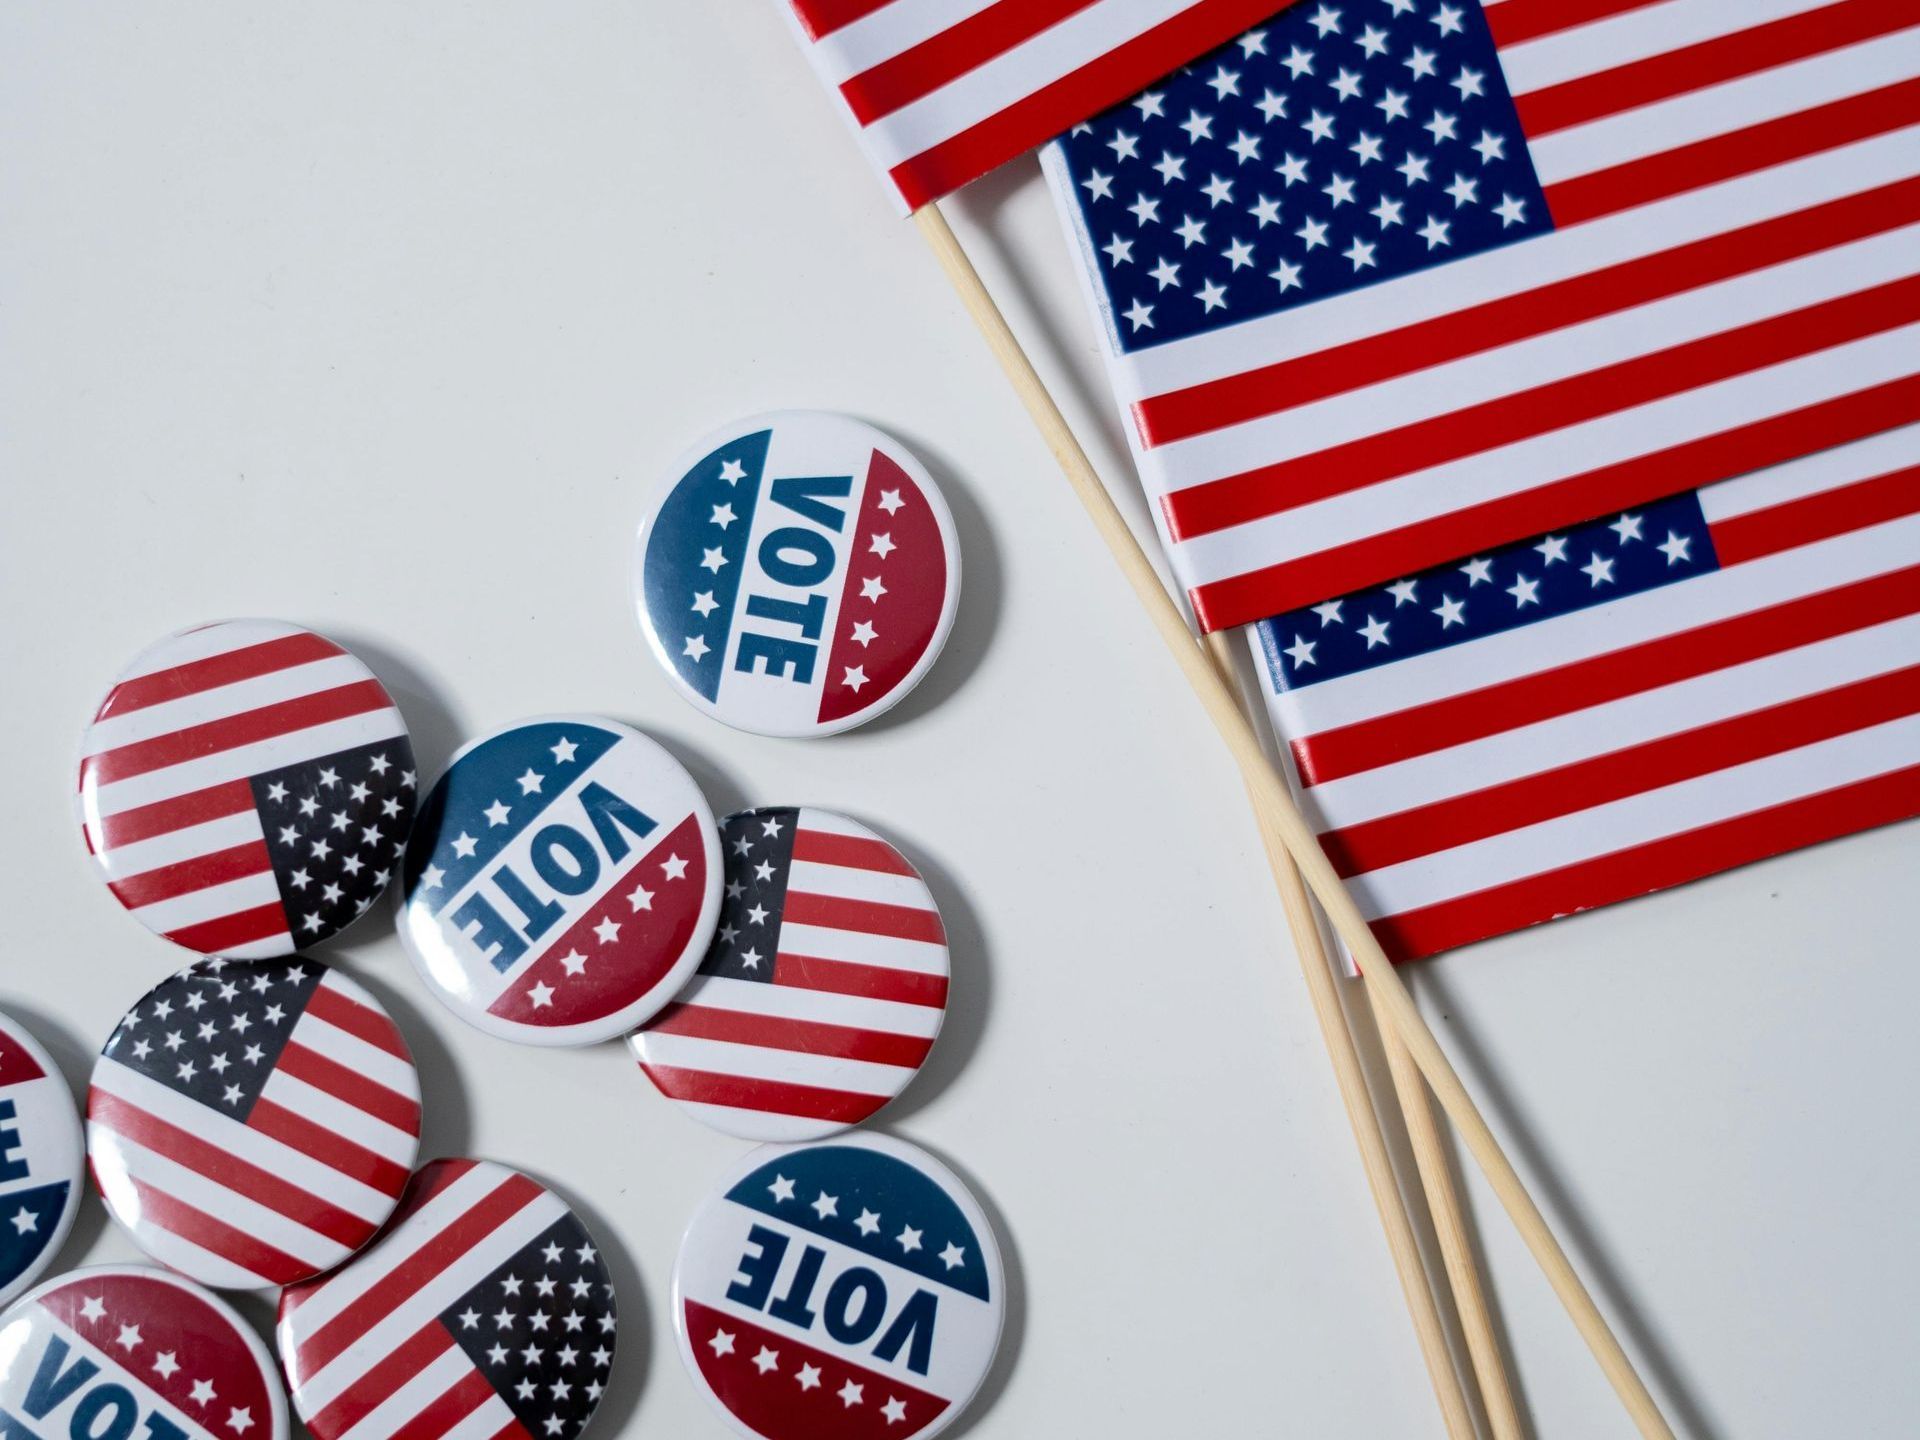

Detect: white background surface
[3, 7, 1917, 1437]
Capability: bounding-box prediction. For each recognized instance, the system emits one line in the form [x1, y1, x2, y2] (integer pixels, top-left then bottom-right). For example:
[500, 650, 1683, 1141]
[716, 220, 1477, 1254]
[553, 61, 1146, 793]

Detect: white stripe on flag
[295, 1009, 421, 1101]
[786, 857, 935, 909]
[672, 974, 944, 1034]
[126, 870, 286, 935]
[98, 810, 269, 882]
[82, 654, 378, 756]
[638, 1031, 913, 1098]
[1498, 0, 1836, 95]
[259, 1068, 416, 1166]
[333, 1344, 475, 1440]
[776, 922, 947, 973]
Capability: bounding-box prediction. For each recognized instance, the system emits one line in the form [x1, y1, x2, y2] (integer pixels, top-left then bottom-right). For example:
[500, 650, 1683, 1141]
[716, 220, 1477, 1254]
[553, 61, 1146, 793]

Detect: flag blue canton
[702, 809, 799, 985]
[100, 958, 324, 1120]
[405, 723, 621, 908]
[729, 1148, 990, 1302]
[1053, 0, 1550, 351]
[1257, 491, 1721, 690]
[441, 1211, 617, 1440]
[642, 429, 773, 701]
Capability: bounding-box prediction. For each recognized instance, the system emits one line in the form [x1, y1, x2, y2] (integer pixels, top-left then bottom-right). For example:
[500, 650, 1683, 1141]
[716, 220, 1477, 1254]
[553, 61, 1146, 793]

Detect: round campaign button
[397, 716, 723, 1046]
[634, 412, 962, 737]
[0, 1011, 83, 1309]
[0, 1265, 289, 1440]
[277, 1157, 617, 1440]
[673, 1132, 1003, 1440]
[87, 957, 422, 1291]
[76, 619, 418, 959]
[630, 807, 948, 1141]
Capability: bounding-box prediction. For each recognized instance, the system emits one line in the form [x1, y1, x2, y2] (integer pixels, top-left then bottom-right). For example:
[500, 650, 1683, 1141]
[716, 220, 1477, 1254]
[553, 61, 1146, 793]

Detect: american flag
[277, 1158, 617, 1440]
[87, 958, 422, 1290]
[77, 619, 417, 956]
[1251, 424, 1920, 961]
[1044, 0, 1920, 631]
[631, 807, 948, 1140]
[783, 0, 1290, 211]
[0, 1268, 283, 1440]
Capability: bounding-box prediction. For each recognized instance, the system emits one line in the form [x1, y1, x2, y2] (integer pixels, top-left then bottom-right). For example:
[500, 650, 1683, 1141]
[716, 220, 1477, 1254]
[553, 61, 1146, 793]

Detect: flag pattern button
[673, 1132, 1003, 1440]
[87, 958, 423, 1292]
[77, 620, 418, 958]
[0, 1265, 289, 1440]
[634, 412, 962, 737]
[276, 1158, 617, 1440]
[0, 1011, 84, 1308]
[397, 716, 723, 1046]
[631, 807, 949, 1142]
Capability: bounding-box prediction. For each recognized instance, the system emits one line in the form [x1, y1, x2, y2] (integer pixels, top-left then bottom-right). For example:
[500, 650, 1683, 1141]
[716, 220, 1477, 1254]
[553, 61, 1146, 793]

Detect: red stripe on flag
[94, 779, 256, 850]
[1164, 274, 1920, 541]
[1374, 762, 1920, 960]
[277, 1041, 421, 1134]
[640, 1065, 890, 1123]
[776, 952, 951, 1007]
[1325, 664, 1920, 877]
[1296, 564, 1920, 787]
[94, 632, 344, 720]
[87, 1088, 373, 1248]
[293, 1172, 543, 1379]
[783, 889, 947, 943]
[388, 1368, 497, 1440]
[82, 679, 395, 786]
[105, 840, 274, 910]
[1711, 463, 1920, 565]
[163, 902, 291, 956]
[886, 0, 1287, 209]
[121, 1175, 312, 1286]
[791, 0, 892, 41]
[1484, 0, 1672, 47]
[646, 1002, 936, 1068]
[1135, 177, 1920, 447]
[305, 980, 413, 1060]
[1545, 76, 1920, 227]
[842, 0, 1102, 123]
[1516, 0, 1918, 138]
[1188, 374, 1920, 631]
[306, 1325, 455, 1440]
[249, 1097, 410, 1196]
[792, 826, 919, 875]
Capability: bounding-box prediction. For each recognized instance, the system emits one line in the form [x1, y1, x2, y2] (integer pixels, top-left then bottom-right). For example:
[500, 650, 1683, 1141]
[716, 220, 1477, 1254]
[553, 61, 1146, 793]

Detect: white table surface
[4, 7, 1917, 1438]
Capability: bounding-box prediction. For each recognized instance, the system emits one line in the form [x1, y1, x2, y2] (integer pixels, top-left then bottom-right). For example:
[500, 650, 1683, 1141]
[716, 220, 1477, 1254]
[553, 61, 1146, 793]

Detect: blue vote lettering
[0, 1099, 28, 1183]
[734, 473, 851, 685]
[450, 782, 657, 971]
[725, 1224, 939, 1376]
[16, 1335, 187, 1440]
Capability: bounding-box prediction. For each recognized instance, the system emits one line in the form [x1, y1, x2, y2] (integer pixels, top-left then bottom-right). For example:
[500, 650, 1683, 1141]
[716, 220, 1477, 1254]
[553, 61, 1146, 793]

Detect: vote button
[673, 1132, 1004, 1440]
[634, 412, 962, 737]
[397, 715, 724, 1045]
[0, 1010, 84, 1309]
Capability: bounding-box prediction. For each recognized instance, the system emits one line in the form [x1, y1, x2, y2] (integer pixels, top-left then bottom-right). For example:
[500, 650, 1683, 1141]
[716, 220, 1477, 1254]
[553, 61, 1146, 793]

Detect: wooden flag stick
[1204, 630, 1526, 1440]
[916, 199, 1674, 1440]
[1196, 646, 1479, 1437]
[1380, 1007, 1527, 1440]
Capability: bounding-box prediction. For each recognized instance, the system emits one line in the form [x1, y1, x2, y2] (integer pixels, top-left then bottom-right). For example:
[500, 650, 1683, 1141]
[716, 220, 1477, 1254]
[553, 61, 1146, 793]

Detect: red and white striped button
[630, 808, 949, 1141]
[0, 1266, 289, 1440]
[276, 1158, 617, 1440]
[76, 620, 417, 959]
[87, 957, 423, 1290]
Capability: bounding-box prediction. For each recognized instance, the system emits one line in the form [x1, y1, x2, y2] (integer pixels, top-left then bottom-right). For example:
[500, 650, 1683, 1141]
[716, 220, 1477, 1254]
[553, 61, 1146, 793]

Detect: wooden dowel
[917, 199, 1674, 1440]
[1381, 1016, 1527, 1440]
[1200, 634, 1478, 1439]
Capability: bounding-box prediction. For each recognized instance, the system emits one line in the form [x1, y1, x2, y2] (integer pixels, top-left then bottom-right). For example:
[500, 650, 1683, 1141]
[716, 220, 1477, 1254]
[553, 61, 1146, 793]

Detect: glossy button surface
[634, 412, 962, 737]
[0, 1265, 289, 1440]
[673, 1132, 1003, 1440]
[397, 715, 723, 1046]
[630, 807, 948, 1141]
[87, 957, 422, 1290]
[0, 1010, 84, 1308]
[277, 1157, 617, 1440]
[76, 619, 417, 958]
